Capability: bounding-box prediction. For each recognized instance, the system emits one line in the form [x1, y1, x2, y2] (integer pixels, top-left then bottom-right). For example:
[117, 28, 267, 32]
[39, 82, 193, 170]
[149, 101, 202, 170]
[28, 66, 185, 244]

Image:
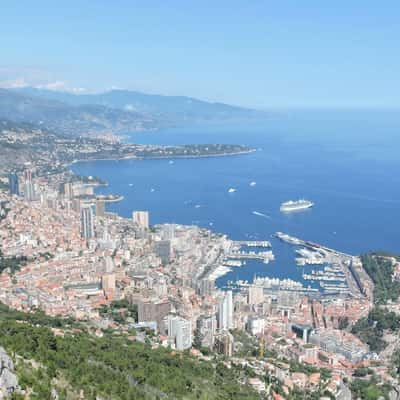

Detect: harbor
[210, 232, 365, 298]
[274, 232, 373, 299]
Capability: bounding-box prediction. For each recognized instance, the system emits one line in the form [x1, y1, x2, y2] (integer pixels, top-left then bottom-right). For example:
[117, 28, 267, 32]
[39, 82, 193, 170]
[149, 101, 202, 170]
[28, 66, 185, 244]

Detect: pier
[233, 240, 271, 248]
[274, 232, 353, 259]
[227, 250, 275, 264]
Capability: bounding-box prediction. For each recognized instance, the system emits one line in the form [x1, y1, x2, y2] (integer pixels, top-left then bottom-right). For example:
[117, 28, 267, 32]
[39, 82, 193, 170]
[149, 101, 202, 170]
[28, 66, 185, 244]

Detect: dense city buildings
[0, 166, 397, 399]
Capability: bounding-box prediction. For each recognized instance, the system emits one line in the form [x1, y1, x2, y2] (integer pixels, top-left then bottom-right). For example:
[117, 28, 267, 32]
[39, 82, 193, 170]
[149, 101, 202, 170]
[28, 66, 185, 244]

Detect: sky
[1, 1, 399, 109]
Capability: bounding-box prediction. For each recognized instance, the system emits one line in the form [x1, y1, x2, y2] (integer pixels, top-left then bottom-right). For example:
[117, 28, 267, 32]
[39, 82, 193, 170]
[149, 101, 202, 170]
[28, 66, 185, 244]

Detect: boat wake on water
[252, 211, 271, 219]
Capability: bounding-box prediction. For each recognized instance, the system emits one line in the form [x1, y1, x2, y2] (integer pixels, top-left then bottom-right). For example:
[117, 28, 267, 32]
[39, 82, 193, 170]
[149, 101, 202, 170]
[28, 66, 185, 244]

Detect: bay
[71, 110, 400, 288]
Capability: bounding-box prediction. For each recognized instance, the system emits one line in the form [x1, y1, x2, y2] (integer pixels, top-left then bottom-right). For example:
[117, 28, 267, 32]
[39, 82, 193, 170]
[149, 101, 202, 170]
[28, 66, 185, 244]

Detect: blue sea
[71, 110, 400, 288]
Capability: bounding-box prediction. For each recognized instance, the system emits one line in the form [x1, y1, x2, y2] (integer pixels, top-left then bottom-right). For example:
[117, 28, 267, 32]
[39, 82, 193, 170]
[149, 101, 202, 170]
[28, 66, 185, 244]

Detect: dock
[227, 250, 275, 264]
[275, 232, 353, 259]
[233, 240, 271, 248]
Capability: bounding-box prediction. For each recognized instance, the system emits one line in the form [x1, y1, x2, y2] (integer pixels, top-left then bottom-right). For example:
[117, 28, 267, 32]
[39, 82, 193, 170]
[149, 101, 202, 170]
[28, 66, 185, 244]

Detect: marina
[295, 248, 325, 266]
[233, 240, 271, 248]
[273, 232, 373, 298]
[226, 250, 275, 264]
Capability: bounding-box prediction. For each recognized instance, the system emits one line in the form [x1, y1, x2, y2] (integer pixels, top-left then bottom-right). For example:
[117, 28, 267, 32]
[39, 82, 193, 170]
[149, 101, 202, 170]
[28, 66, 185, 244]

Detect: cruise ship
[280, 199, 314, 212]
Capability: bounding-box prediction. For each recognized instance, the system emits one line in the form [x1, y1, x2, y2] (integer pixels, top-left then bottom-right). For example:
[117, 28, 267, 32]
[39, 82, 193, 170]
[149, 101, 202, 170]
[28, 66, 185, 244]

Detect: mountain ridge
[0, 88, 159, 136]
[0, 87, 264, 136]
[12, 86, 263, 121]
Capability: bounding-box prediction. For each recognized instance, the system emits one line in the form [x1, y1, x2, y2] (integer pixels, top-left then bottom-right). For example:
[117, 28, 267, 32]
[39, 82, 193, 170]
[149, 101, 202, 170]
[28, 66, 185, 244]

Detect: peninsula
[0, 120, 254, 176]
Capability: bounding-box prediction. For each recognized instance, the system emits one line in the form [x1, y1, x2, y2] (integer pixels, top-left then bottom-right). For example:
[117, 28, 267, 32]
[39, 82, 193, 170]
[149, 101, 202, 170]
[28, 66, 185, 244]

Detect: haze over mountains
[0, 87, 262, 136]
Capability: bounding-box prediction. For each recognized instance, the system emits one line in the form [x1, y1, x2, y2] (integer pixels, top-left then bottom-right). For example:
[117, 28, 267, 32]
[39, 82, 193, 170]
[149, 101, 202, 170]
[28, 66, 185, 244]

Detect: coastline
[68, 148, 256, 166]
[68, 146, 256, 283]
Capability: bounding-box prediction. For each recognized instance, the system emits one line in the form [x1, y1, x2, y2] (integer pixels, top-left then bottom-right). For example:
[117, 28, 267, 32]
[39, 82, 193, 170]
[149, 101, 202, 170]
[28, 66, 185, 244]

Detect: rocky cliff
[0, 347, 19, 399]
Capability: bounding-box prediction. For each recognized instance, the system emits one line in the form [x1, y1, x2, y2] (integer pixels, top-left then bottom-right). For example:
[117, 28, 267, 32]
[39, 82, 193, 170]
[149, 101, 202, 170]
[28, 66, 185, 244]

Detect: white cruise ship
[280, 199, 314, 212]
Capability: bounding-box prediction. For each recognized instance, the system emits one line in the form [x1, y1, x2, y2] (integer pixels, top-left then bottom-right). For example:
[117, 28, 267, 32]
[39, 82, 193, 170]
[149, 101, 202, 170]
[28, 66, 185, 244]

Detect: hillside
[13, 87, 263, 124]
[0, 89, 159, 136]
[0, 304, 260, 400]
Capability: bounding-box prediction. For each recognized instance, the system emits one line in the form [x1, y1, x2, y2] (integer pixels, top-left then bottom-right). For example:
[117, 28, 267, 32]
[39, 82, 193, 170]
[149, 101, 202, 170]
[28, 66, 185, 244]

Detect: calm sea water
[72, 110, 400, 288]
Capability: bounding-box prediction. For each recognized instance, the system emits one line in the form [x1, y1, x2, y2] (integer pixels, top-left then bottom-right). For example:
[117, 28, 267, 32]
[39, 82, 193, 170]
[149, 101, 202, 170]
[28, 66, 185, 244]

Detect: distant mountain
[0, 88, 159, 136]
[0, 87, 263, 136]
[13, 87, 262, 123]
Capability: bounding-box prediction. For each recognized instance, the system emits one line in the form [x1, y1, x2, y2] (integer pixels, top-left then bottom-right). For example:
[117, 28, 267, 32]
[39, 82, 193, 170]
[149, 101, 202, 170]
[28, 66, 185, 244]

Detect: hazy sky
[1, 1, 399, 108]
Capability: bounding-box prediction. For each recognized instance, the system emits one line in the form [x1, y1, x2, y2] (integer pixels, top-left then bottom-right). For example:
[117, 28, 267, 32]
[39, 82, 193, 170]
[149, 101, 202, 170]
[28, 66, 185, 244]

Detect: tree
[193, 327, 203, 349]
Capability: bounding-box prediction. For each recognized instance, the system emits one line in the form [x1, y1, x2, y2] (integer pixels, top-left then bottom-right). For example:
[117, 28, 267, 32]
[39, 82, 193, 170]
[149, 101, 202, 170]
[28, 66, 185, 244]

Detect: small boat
[228, 188, 237, 193]
[249, 181, 257, 187]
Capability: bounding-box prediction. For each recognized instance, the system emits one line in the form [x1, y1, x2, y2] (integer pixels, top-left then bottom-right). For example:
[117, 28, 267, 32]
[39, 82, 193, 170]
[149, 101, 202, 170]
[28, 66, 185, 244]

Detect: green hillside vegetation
[0, 250, 28, 274]
[98, 299, 138, 324]
[0, 304, 259, 400]
[350, 376, 392, 400]
[351, 307, 400, 352]
[351, 254, 400, 352]
[361, 253, 400, 304]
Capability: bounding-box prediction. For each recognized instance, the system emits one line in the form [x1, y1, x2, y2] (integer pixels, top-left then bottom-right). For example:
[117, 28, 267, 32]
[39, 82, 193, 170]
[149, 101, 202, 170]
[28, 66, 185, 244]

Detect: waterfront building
[80, 205, 95, 239]
[218, 290, 233, 330]
[8, 172, 19, 196]
[132, 211, 149, 229]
